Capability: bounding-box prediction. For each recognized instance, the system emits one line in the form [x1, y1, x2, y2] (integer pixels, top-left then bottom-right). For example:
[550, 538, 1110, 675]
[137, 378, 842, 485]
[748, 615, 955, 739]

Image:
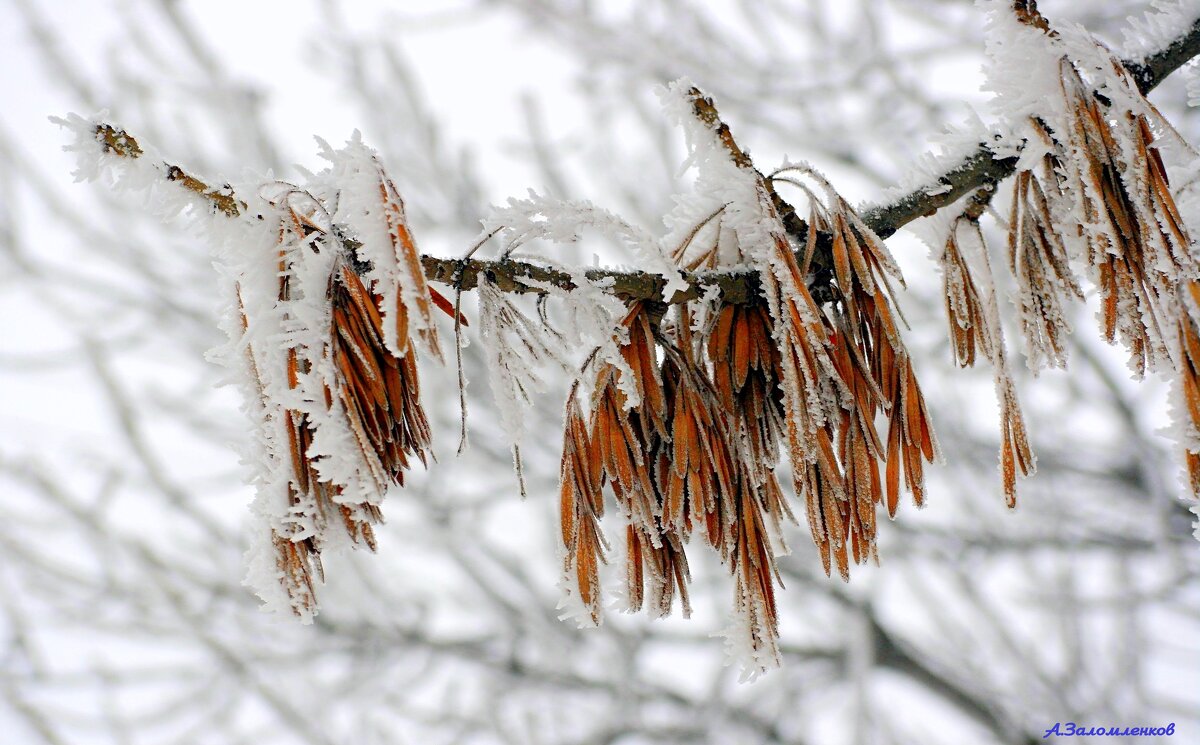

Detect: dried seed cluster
[559, 302, 791, 663]
[939, 217, 1034, 506]
[556, 96, 939, 669]
[1007, 4, 1200, 494]
[72, 10, 1200, 673]
[243, 166, 452, 617]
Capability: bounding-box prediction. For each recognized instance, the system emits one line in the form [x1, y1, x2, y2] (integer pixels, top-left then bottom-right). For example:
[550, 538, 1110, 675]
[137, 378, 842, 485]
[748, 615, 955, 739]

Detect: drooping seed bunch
[1006, 125, 1086, 371]
[558, 300, 788, 666]
[234, 147, 460, 618]
[65, 6, 1200, 674]
[263, 190, 384, 611]
[590, 304, 695, 619]
[803, 170, 939, 553]
[554, 87, 941, 673]
[942, 220, 994, 370]
[559, 391, 607, 626]
[939, 212, 1034, 506]
[1175, 300, 1200, 494]
[1000, 2, 1200, 494]
[1007, 3, 1197, 363]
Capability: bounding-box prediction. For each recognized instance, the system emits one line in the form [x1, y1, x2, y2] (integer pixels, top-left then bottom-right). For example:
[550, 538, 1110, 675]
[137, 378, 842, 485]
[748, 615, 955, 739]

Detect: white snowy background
[0, 1, 1198, 743]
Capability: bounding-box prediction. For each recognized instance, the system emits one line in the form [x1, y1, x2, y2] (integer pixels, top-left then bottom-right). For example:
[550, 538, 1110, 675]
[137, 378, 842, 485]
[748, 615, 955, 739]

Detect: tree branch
[863, 13, 1200, 241]
[91, 14, 1200, 305]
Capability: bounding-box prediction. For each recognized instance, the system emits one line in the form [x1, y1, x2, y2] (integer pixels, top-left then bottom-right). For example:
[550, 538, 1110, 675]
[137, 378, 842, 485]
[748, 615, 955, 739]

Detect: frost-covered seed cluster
[58, 0, 1200, 681]
[56, 116, 445, 622]
[551, 81, 940, 680]
[979, 0, 1200, 501]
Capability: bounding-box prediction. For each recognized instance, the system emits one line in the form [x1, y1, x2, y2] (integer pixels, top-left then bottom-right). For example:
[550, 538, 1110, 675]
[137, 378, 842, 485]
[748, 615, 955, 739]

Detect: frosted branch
[88, 16, 1200, 306]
